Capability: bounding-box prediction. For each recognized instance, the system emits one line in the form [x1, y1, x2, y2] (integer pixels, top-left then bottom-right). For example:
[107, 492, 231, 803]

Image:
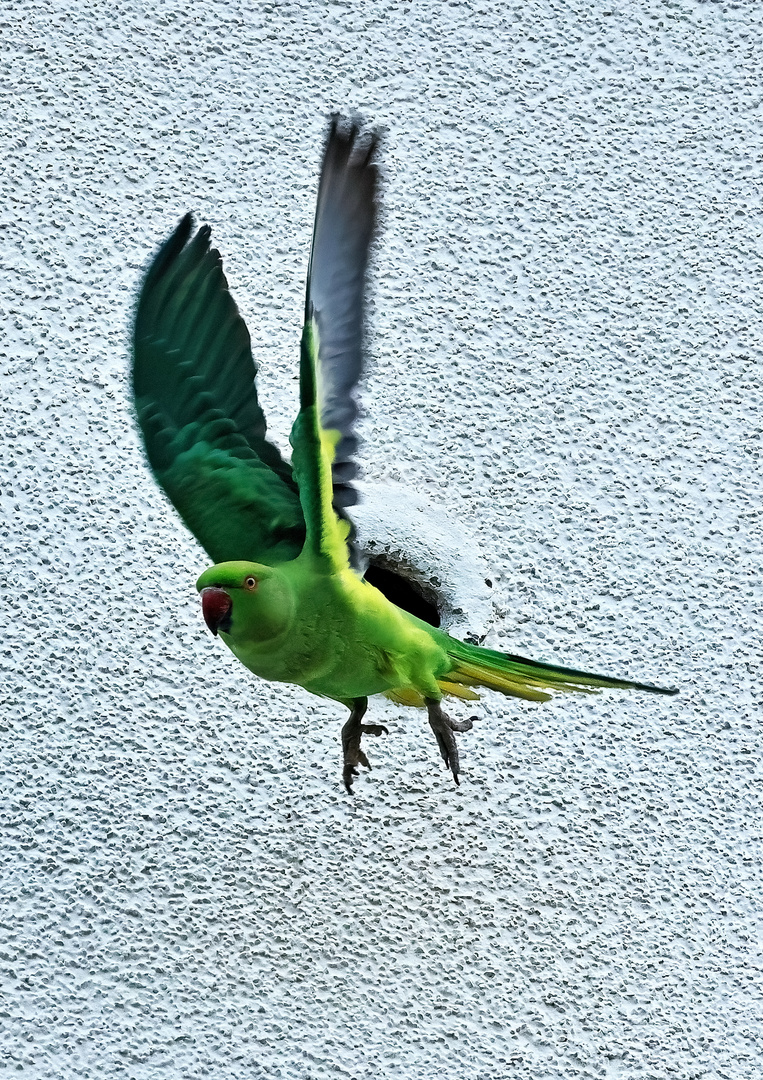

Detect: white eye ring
[244, 576, 257, 591]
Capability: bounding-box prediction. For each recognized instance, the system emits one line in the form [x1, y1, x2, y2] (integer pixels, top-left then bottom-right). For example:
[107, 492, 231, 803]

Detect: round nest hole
[363, 562, 441, 628]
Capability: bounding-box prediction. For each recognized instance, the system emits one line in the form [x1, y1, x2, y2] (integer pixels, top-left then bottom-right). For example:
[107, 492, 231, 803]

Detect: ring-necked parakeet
[132, 116, 676, 792]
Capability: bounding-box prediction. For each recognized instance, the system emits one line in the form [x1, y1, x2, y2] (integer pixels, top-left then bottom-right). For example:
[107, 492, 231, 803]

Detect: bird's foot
[341, 697, 388, 794]
[425, 698, 475, 785]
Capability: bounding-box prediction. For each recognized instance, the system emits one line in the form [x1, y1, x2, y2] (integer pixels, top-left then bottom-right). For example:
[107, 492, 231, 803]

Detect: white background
[2, 1, 761, 1077]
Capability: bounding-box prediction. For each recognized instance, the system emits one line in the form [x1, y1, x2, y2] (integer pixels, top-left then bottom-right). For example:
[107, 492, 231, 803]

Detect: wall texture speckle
[2, 1, 761, 1077]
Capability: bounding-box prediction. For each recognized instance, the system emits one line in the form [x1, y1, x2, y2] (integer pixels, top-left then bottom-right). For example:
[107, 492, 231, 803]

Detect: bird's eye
[244, 576, 257, 591]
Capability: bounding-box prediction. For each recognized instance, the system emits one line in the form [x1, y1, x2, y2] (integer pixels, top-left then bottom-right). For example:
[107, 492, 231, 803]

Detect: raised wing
[305, 117, 379, 508]
[290, 118, 379, 570]
[132, 214, 306, 566]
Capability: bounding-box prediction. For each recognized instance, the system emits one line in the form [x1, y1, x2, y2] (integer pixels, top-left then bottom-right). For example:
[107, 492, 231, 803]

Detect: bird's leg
[341, 697, 389, 794]
[425, 697, 474, 785]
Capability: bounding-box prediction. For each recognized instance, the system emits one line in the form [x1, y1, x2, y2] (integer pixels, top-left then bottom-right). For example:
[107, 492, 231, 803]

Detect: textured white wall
[2, 2, 761, 1077]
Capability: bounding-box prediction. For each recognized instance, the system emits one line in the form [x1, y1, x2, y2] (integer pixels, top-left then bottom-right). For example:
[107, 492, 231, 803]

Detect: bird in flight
[132, 116, 676, 792]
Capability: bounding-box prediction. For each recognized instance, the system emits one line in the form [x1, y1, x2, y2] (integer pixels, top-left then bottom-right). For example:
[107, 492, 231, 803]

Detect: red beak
[201, 587, 233, 636]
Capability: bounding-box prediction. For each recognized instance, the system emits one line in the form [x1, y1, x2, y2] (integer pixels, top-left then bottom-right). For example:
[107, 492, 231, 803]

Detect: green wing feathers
[132, 214, 306, 566]
[133, 119, 378, 573]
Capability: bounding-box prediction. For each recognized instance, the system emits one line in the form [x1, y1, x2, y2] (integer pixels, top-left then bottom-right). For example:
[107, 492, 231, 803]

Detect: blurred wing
[306, 116, 378, 509]
[132, 215, 306, 566]
[290, 118, 378, 570]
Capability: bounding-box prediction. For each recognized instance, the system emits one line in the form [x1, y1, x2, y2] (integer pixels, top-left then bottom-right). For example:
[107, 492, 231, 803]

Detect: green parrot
[132, 116, 676, 792]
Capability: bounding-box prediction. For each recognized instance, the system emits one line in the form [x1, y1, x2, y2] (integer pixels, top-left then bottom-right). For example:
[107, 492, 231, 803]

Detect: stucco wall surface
[1, 1, 761, 1077]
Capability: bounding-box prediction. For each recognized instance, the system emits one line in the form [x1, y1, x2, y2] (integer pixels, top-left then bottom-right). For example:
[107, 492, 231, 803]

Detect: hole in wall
[363, 562, 441, 628]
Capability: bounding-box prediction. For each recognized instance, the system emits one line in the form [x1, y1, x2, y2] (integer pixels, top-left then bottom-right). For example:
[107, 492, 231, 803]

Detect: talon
[425, 697, 474, 784]
[341, 697, 387, 792]
[361, 723, 389, 738]
[343, 764, 359, 795]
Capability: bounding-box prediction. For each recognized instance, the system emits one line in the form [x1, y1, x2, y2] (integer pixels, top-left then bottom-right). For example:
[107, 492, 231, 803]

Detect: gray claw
[341, 698, 387, 793]
[425, 698, 474, 784]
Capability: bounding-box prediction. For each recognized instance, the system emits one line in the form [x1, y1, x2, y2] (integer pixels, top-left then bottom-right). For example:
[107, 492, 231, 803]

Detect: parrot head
[196, 561, 295, 644]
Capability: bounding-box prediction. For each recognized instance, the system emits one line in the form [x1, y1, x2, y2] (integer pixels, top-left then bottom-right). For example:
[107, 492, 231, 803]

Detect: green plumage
[133, 213, 305, 567]
[132, 117, 676, 792]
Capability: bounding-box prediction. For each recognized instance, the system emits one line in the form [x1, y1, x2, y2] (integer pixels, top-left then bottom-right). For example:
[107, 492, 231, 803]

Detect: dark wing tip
[305, 115, 381, 323]
[138, 212, 194, 294]
[305, 115, 381, 512]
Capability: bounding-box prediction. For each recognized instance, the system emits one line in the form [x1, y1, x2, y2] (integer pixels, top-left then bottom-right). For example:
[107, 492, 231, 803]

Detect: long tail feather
[438, 635, 677, 703]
